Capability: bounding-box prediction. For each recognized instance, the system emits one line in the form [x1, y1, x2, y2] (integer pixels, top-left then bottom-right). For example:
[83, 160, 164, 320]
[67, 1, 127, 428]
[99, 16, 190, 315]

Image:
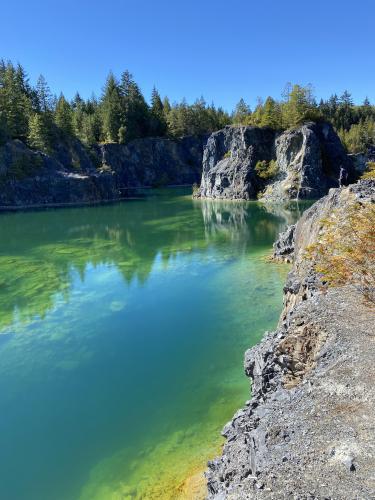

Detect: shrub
[361, 161, 375, 180]
[306, 202, 375, 304]
[255, 159, 279, 180]
[192, 182, 200, 195]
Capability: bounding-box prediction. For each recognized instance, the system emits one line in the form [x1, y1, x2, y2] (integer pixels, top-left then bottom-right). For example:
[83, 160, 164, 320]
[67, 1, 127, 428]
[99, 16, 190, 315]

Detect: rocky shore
[0, 135, 206, 208]
[206, 180, 375, 499]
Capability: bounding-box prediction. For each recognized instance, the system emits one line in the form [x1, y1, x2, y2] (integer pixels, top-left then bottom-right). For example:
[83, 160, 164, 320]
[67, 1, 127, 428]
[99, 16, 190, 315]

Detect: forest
[1, 60, 374, 154]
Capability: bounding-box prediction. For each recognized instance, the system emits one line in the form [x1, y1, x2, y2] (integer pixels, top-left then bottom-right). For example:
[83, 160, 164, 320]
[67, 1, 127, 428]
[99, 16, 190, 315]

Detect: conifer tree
[119, 70, 149, 141]
[260, 97, 282, 129]
[232, 98, 251, 124]
[55, 94, 73, 136]
[101, 72, 122, 142]
[28, 113, 51, 151]
[0, 61, 31, 139]
[35, 75, 53, 113]
[149, 87, 167, 136]
[281, 84, 318, 127]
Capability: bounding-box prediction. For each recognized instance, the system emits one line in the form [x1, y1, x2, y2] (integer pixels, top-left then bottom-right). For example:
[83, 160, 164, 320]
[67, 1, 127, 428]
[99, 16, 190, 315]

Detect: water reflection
[0, 190, 308, 332]
[0, 189, 312, 500]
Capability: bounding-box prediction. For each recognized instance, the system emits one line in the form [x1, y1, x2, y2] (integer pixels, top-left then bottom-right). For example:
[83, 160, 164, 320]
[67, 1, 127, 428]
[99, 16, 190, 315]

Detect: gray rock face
[0, 135, 206, 208]
[349, 145, 375, 176]
[273, 223, 295, 263]
[196, 126, 276, 199]
[206, 180, 375, 499]
[196, 122, 356, 202]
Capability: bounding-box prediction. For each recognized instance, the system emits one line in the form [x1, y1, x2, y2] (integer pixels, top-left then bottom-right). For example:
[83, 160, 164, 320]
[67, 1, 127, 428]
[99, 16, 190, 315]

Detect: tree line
[232, 84, 375, 153]
[1, 60, 374, 154]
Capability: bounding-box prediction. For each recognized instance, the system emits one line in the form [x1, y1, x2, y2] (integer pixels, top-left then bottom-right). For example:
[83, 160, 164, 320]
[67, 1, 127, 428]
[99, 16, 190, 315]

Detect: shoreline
[206, 180, 375, 498]
[0, 184, 194, 212]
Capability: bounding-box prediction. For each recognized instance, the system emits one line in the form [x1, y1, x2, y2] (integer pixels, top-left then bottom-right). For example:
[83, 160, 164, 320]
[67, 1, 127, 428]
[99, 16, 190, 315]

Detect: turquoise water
[0, 189, 306, 499]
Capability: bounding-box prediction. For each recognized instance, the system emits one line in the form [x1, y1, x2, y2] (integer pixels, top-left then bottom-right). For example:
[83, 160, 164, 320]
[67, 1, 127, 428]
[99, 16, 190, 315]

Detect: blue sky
[1, 0, 374, 111]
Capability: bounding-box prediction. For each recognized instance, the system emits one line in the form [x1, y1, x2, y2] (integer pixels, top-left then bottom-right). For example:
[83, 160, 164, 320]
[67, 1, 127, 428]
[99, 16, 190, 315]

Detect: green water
[0, 189, 307, 500]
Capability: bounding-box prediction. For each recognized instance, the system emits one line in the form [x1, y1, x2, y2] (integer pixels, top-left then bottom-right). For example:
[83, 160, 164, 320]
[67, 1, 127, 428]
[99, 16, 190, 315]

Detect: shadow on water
[0, 188, 312, 500]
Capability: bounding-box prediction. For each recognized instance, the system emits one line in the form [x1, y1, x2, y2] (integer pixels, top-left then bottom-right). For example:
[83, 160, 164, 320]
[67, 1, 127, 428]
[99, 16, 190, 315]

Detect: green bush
[361, 161, 375, 179]
[255, 159, 279, 180]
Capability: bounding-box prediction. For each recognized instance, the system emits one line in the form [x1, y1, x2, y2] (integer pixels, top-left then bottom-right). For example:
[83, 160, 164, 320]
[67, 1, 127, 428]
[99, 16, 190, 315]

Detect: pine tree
[260, 97, 282, 129]
[55, 94, 73, 136]
[151, 87, 164, 116]
[101, 72, 122, 142]
[35, 75, 53, 113]
[28, 113, 51, 151]
[281, 84, 318, 128]
[0, 61, 31, 139]
[233, 98, 251, 124]
[149, 87, 167, 136]
[118, 70, 149, 141]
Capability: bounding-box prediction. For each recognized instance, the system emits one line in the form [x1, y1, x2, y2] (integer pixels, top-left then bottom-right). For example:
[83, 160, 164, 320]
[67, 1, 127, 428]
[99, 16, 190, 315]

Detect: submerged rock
[195, 122, 356, 202]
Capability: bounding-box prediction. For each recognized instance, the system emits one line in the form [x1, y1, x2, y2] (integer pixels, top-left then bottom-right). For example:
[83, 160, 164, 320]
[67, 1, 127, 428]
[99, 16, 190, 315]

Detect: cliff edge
[195, 123, 358, 202]
[206, 180, 375, 499]
[0, 135, 205, 208]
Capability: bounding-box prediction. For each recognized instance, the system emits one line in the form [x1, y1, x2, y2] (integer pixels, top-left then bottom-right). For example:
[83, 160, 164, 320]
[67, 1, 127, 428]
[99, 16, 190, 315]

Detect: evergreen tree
[0, 61, 31, 139]
[260, 97, 282, 129]
[35, 75, 53, 113]
[281, 84, 318, 127]
[28, 113, 52, 151]
[119, 70, 149, 141]
[162, 97, 171, 116]
[55, 94, 73, 136]
[101, 72, 122, 142]
[150, 87, 167, 136]
[232, 98, 251, 124]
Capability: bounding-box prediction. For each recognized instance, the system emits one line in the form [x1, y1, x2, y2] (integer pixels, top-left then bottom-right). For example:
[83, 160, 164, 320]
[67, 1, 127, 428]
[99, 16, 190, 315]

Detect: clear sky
[1, 0, 374, 111]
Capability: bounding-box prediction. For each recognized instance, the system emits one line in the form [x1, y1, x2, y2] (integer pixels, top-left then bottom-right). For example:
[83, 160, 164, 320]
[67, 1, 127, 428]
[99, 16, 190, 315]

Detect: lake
[0, 188, 306, 499]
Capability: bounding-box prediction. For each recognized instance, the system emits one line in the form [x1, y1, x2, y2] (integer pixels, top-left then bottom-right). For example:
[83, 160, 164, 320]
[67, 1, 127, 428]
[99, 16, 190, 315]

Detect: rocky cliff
[195, 122, 356, 201]
[0, 135, 206, 208]
[206, 180, 375, 499]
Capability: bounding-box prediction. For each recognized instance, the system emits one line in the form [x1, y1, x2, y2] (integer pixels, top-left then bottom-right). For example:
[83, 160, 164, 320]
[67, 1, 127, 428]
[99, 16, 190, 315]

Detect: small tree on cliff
[281, 84, 320, 128]
[55, 94, 73, 136]
[232, 98, 251, 125]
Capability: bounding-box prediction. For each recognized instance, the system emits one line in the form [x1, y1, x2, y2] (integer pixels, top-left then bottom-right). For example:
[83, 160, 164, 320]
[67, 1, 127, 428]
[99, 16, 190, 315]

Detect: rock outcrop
[349, 145, 375, 177]
[206, 180, 375, 499]
[195, 122, 356, 202]
[0, 135, 206, 208]
[197, 127, 276, 199]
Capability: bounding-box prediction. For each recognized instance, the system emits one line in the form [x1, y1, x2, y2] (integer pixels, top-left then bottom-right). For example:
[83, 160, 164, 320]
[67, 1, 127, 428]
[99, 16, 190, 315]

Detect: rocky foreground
[206, 180, 375, 499]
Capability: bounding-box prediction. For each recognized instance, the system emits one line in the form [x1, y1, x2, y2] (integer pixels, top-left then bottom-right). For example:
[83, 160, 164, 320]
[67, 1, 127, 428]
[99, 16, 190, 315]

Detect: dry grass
[306, 202, 375, 304]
